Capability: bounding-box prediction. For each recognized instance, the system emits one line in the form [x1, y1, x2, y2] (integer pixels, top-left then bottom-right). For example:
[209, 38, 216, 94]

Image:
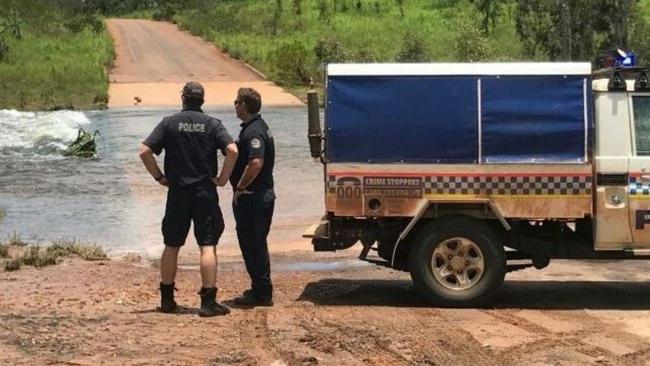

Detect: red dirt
[2, 252, 650, 365]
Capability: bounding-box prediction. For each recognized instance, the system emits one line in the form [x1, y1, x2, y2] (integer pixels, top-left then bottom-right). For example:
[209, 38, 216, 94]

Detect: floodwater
[0, 107, 324, 256]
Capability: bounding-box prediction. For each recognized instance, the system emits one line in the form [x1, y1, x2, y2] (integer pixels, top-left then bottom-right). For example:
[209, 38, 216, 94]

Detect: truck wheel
[409, 217, 506, 307]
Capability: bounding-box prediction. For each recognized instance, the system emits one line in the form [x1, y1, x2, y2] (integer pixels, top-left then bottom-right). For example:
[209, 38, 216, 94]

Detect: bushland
[0, 2, 114, 110]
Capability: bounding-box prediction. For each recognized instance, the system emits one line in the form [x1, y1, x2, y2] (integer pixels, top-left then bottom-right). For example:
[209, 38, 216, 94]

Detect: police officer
[138, 81, 238, 317]
[231, 87, 275, 307]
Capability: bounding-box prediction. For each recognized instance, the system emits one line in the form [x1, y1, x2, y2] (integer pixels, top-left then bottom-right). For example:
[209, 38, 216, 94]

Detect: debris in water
[64, 128, 101, 158]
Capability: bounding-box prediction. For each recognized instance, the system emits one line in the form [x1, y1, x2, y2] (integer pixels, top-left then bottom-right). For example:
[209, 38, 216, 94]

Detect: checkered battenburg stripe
[423, 175, 592, 195]
[328, 175, 593, 195]
[630, 176, 650, 195]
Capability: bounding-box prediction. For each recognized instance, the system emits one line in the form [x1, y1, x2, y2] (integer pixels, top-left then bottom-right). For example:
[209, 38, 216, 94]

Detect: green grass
[173, 0, 524, 89]
[0, 25, 114, 110]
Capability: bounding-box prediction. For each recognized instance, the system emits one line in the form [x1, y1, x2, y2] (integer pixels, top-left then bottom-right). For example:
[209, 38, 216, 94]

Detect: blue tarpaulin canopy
[326, 63, 592, 164]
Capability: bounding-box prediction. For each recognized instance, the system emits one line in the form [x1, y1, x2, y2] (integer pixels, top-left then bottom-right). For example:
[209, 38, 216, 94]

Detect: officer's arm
[215, 143, 238, 186]
[236, 158, 263, 190]
[139, 143, 167, 185]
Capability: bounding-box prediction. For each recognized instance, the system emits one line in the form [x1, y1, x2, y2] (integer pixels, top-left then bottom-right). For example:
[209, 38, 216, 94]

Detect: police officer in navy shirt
[231, 87, 275, 307]
[139, 81, 238, 317]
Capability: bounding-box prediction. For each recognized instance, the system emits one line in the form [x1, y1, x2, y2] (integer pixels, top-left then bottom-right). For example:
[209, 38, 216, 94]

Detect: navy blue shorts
[162, 181, 224, 247]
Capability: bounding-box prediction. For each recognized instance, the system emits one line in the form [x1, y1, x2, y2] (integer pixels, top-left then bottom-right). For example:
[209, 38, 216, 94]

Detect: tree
[629, 1, 650, 65]
[515, 0, 646, 62]
[470, 0, 507, 35]
[594, 0, 634, 51]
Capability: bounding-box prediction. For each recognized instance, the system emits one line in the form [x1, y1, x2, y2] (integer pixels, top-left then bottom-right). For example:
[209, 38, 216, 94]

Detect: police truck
[304, 57, 650, 306]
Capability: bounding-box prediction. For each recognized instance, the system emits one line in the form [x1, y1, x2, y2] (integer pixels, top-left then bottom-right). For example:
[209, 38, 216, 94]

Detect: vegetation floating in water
[64, 128, 101, 158]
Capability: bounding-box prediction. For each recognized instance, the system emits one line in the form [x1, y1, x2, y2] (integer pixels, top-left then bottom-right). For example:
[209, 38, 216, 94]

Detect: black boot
[198, 287, 230, 317]
[233, 289, 273, 307]
[159, 282, 178, 313]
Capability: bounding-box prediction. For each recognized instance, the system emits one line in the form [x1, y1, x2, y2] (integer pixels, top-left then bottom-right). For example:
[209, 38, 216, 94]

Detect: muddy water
[0, 107, 323, 255]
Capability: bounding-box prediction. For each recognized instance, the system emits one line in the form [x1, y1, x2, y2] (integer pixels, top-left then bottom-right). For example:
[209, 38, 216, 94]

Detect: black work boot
[198, 287, 230, 317]
[233, 289, 273, 307]
[159, 282, 178, 313]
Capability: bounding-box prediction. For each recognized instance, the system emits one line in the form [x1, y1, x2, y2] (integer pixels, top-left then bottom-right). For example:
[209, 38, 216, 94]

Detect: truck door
[628, 94, 650, 246]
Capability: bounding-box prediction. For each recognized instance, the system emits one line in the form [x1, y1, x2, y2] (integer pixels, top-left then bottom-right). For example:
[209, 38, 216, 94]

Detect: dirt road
[105, 19, 302, 108]
[2, 252, 650, 365]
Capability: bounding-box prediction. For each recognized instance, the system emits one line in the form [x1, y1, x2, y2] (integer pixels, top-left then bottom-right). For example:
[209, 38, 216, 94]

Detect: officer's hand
[158, 177, 170, 187]
[233, 189, 252, 205]
[214, 175, 229, 187]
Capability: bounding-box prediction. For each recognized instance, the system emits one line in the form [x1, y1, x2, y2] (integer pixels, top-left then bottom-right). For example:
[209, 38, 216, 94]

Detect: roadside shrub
[93, 91, 109, 107]
[4, 259, 21, 272]
[396, 30, 428, 62]
[353, 45, 379, 62]
[314, 37, 349, 63]
[453, 14, 491, 62]
[1, 240, 107, 272]
[153, 4, 178, 22]
[47, 240, 107, 260]
[269, 41, 315, 85]
[64, 13, 104, 34]
[21, 246, 58, 267]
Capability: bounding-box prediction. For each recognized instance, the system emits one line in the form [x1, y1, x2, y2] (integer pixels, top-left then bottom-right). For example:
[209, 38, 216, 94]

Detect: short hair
[237, 87, 261, 114]
[182, 81, 205, 106]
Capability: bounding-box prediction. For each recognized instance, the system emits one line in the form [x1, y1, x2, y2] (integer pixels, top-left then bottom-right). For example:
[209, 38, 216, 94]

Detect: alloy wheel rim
[431, 237, 485, 291]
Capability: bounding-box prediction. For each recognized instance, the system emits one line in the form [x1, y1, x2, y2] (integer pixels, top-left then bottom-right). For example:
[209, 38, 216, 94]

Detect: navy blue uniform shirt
[143, 108, 233, 187]
[230, 114, 275, 193]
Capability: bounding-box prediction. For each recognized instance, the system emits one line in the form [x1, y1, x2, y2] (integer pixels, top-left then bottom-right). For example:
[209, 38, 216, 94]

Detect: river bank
[0, 27, 113, 111]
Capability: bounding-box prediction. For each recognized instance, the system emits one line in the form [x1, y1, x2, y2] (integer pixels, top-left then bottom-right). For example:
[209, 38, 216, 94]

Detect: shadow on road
[494, 280, 650, 310]
[131, 305, 200, 316]
[298, 279, 429, 307]
[298, 278, 650, 310]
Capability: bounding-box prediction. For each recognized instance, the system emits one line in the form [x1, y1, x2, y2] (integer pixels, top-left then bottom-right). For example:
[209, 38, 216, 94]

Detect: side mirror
[307, 88, 322, 159]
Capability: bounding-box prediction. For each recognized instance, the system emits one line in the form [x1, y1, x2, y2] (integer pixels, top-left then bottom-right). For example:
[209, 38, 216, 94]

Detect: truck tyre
[409, 216, 506, 307]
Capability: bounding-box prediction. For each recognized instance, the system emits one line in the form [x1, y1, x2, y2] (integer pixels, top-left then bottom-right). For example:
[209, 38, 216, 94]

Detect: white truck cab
[593, 71, 650, 250]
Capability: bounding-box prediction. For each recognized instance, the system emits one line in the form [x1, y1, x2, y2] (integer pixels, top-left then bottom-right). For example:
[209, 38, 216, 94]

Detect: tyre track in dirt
[270, 306, 410, 365]
[479, 308, 650, 364]
[233, 309, 290, 365]
[270, 305, 501, 365]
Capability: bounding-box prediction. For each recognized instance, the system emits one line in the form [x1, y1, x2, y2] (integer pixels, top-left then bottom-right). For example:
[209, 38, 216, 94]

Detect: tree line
[1, 0, 649, 65]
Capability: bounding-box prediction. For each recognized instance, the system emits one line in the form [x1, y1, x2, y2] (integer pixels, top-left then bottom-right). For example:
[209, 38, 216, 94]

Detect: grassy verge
[0, 25, 114, 111]
[0, 235, 107, 272]
[172, 0, 523, 94]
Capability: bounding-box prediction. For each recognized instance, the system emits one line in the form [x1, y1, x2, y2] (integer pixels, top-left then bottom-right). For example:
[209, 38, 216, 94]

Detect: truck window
[634, 96, 650, 156]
